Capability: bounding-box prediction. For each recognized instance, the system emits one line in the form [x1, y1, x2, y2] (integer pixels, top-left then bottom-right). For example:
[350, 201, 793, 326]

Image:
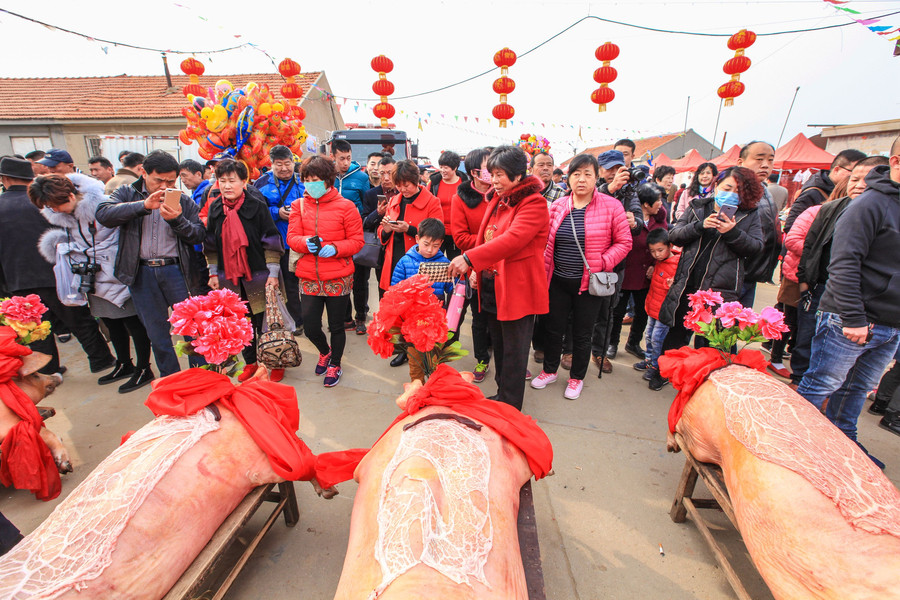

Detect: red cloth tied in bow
[0, 327, 60, 501]
[144, 368, 316, 482]
[221, 191, 253, 285]
[315, 364, 554, 489]
[659, 347, 769, 433]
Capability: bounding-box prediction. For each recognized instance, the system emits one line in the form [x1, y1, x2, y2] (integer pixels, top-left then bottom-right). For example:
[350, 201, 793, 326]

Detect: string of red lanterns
[180, 58, 206, 98]
[591, 42, 619, 112]
[492, 47, 516, 128]
[371, 55, 396, 128]
[717, 29, 756, 107]
[278, 58, 306, 120]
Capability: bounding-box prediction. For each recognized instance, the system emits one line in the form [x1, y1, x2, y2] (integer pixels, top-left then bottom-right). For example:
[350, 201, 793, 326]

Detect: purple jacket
[622, 206, 668, 290]
[544, 190, 632, 293]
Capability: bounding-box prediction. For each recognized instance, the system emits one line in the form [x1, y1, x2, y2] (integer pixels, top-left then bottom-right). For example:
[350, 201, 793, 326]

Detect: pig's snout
[42, 373, 62, 397]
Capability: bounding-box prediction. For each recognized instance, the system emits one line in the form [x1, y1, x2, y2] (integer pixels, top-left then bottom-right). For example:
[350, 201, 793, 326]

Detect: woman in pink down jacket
[531, 153, 632, 400]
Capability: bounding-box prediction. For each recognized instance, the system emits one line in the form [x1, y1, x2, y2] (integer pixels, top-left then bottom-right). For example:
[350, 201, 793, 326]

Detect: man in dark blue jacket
[253, 145, 305, 331]
[797, 136, 900, 467]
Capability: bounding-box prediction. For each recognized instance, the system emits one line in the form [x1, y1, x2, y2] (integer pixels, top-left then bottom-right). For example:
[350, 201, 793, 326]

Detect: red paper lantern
[281, 83, 302, 99]
[371, 55, 394, 74]
[593, 66, 618, 84]
[492, 76, 516, 95]
[723, 56, 752, 76]
[180, 58, 205, 77]
[493, 48, 517, 69]
[728, 29, 757, 52]
[278, 58, 302, 78]
[717, 80, 745, 106]
[289, 105, 306, 120]
[591, 87, 616, 112]
[595, 42, 620, 63]
[492, 103, 515, 122]
[182, 83, 206, 98]
[372, 79, 395, 97]
[373, 102, 396, 120]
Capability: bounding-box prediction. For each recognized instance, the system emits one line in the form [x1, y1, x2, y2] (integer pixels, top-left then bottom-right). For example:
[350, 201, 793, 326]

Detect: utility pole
[777, 86, 801, 147]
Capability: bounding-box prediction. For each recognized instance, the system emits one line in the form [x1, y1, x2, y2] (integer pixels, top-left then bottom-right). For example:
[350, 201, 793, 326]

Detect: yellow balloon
[257, 102, 272, 117]
[272, 102, 284, 112]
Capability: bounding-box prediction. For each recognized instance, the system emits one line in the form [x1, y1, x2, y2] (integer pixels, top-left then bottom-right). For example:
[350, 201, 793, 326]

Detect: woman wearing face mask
[286, 156, 364, 388]
[675, 162, 718, 220]
[205, 159, 285, 381]
[30, 173, 153, 393]
[659, 166, 764, 354]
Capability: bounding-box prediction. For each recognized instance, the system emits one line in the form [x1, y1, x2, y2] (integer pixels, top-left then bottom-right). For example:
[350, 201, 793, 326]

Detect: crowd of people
[0, 133, 897, 466]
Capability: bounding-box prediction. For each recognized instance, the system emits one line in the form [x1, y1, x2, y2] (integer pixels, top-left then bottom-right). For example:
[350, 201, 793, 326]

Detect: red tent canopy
[774, 133, 835, 170]
[652, 152, 673, 168]
[671, 149, 706, 173]
[711, 145, 741, 170]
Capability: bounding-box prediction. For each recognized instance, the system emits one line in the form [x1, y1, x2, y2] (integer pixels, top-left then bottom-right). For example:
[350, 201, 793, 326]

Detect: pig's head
[14, 351, 61, 405]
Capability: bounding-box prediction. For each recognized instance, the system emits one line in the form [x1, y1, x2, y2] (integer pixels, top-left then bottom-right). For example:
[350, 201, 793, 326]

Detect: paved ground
[3, 282, 898, 599]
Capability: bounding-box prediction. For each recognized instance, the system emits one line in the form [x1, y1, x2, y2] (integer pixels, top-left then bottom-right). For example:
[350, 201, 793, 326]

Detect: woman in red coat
[448, 145, 549, 411]
[286, 156, 364, 388]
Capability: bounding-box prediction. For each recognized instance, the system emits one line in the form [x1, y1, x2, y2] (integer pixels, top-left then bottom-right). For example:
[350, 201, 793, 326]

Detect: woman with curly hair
[658, 166, 764, 356]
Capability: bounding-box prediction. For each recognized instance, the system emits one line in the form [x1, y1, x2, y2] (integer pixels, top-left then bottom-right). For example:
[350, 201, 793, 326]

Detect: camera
[627, 167, 647, 183]
[70, 261, 102, 294]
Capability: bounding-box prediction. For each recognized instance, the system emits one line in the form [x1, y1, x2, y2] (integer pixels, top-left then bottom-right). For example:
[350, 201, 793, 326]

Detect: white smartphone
[164, 188, 182, 209]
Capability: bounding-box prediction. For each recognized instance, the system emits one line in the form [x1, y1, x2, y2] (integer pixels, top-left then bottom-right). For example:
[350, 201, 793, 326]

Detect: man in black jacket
[783, 148, 866, 234]
[96, 151, 206, 376]
[736, 141, 780, 305]
[796, 137, 900, 466]
[0, 157, 113, 375]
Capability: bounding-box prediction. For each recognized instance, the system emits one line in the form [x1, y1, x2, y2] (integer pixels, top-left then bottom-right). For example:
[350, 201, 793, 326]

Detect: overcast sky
[1, 0, 898, 162]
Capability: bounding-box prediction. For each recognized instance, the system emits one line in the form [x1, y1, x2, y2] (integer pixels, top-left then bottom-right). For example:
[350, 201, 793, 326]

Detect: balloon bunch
[517, 133, 551, 157]
[178, 58, 308, 180]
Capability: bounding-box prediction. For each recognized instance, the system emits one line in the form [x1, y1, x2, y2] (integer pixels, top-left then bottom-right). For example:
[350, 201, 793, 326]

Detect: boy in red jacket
[639, 228, 680, 390]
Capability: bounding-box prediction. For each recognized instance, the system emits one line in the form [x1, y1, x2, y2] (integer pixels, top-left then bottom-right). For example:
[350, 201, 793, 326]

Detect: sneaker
[238, 363, 258, 383]
[473, 361, 490, 383]
[525, 369, 533, 381]
[561, 353, 573, 370]
[323, 364, 342, 387]
[649, 370, 669, 391]
[530, 371, 558, 389]
[622, 315, 633, 325]
[643, 369, 653, 381]
[315, 351, 332, 376]
[269, 368, 285, 382]
[606, 344, 618, 359]
[118, 367, 155, 394]
[343, 320, 356, 331]
[624, 343, 645, 360]
[533, 350, 544, 364]
[564, 378, 583, 400]
[767, 362, 790, 378]
[57, 333, 72, 343]
[293, 325, 304, 337]
[355, 319, 367, 336]
[633, 359, 649, 372]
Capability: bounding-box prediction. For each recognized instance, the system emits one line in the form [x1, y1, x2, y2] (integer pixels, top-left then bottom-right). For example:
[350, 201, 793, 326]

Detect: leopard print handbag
[257, 286, 302, 369]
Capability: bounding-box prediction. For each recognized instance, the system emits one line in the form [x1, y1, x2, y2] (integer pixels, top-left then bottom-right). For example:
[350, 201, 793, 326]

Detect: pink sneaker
[564, 378, 583, 400]
[315, 351, 332, 376]
[530, 371, 558, 390]
[323, 365, 342, 387]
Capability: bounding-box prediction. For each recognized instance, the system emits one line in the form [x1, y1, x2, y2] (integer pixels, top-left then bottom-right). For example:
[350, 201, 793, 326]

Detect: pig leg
[40, 427, 72, 474]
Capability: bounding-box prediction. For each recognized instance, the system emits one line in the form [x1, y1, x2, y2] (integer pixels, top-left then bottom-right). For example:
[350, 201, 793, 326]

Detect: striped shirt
[553, 207, 586, 279]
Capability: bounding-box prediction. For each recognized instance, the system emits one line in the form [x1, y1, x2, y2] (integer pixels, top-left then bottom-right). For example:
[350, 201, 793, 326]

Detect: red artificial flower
[688, 289, 723, 311]
[366, 319, 397, 358]
[368, 274, 444, 355]
[401, 304, 449, 352]
[169, 290, 252, 365]
[685, 307, 714, 333]
[0, 295, 47, 325]
[758, 306, 790, 339]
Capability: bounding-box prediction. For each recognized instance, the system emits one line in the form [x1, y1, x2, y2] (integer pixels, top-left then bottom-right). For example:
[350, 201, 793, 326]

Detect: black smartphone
[377, 194, 387, 204]
[717, 204, 739, 221]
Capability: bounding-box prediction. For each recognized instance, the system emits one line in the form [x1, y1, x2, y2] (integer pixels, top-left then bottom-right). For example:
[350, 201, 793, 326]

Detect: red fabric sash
[0, 327, 60, 501]
[144, 369, 316, 482]
[659, 347, 769, 433]
[315, 364, 554, 489]
[221, 192, 252, 284]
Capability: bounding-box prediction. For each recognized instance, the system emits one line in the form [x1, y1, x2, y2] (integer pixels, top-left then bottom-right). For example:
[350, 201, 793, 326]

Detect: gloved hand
[318, 244, 337, 258]
[306, 238, 320, 255]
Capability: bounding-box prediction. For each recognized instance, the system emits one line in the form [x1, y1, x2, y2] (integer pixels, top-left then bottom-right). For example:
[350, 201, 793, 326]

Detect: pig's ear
[460, 371, 475, 384]
[19, 352, 51, 377]
[395, 380, 424, 410]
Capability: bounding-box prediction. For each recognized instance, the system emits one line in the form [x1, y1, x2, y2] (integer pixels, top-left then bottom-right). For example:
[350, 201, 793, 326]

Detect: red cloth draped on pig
[0, 327, 59, 501]
[145, 368, 317, 482]
[315, 364, 554, 489]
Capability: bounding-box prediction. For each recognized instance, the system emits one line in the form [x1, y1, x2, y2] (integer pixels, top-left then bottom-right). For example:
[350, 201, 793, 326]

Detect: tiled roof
[560, 133, 681, 167]
[0, 72, 321, 121]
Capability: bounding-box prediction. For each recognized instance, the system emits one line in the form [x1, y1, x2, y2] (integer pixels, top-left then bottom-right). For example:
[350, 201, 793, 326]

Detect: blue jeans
[130, 264, 204, 376]
[797, 311, 900, 440]
[790, 284, 825, 385]
[644, 317, 669, 369]
[739, 281, 757, 309]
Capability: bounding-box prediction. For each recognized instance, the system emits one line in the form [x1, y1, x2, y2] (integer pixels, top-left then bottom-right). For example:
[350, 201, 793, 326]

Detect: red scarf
[144, 369, 317, 482]
[315, 364, 554, 489]
[0, 327, 60, 501]
[659, 347, 769, 433]
[221, 192, 253, 285]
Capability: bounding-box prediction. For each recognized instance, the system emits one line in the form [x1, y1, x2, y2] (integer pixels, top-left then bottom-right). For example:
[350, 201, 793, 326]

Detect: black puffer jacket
[783, 170, 834, 233]
[658, 195, 764, 327]
[743, 186, 781, 283]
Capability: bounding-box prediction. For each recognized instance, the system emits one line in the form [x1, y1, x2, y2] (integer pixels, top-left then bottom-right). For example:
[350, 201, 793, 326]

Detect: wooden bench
[669, 433, 759, 600]
[163, 481, 299, 600]
[518, 480, 546, 600]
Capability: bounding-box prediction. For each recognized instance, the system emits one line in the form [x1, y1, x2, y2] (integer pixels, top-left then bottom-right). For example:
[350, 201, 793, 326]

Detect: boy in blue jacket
[391, 218, 452, 382]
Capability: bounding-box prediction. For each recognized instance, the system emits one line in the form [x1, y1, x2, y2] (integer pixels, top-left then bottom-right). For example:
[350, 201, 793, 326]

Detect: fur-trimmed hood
[491, 175, 545, 207]
[40, 172, 107, 230]
[456, 179, 490, 209]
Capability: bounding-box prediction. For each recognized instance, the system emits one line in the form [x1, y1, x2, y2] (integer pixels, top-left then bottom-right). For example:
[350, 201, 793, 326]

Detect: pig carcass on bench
[0, 368, 322, 600]
[317, 365, 554, 600]
[661, 349, 900, 600]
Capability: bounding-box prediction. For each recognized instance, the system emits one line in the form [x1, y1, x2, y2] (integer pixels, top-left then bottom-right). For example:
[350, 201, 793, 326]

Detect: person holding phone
[658, 166, 764, 352]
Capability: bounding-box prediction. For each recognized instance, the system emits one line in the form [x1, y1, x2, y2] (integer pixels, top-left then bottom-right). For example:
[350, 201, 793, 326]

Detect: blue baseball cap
[597, 150, 626, 169]
[38, 148, 74, 167]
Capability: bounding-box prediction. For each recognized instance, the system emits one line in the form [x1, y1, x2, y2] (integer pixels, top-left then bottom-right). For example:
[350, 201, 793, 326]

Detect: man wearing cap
[0, 157, 114, 375]
[96, 150, 206, 376]
[38, 149, 77, 175]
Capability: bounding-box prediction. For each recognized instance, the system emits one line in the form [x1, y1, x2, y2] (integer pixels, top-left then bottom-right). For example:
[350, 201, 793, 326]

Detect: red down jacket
[286, 187, 364, 282]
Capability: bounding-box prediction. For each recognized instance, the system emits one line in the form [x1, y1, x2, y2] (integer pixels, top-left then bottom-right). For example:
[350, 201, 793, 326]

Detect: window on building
[85, 137, 103, 159]
[11, 137, 52, 155]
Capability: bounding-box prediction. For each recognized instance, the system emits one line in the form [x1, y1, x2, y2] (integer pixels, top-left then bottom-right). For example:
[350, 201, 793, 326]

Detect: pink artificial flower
[714, 302, 745, 328]
[0, 294, 47, 325]
[735, 307, 760, 329]
[758, 306, 790, 340]
[685, 307, 714, 333]
[688, 289, 724, 311]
